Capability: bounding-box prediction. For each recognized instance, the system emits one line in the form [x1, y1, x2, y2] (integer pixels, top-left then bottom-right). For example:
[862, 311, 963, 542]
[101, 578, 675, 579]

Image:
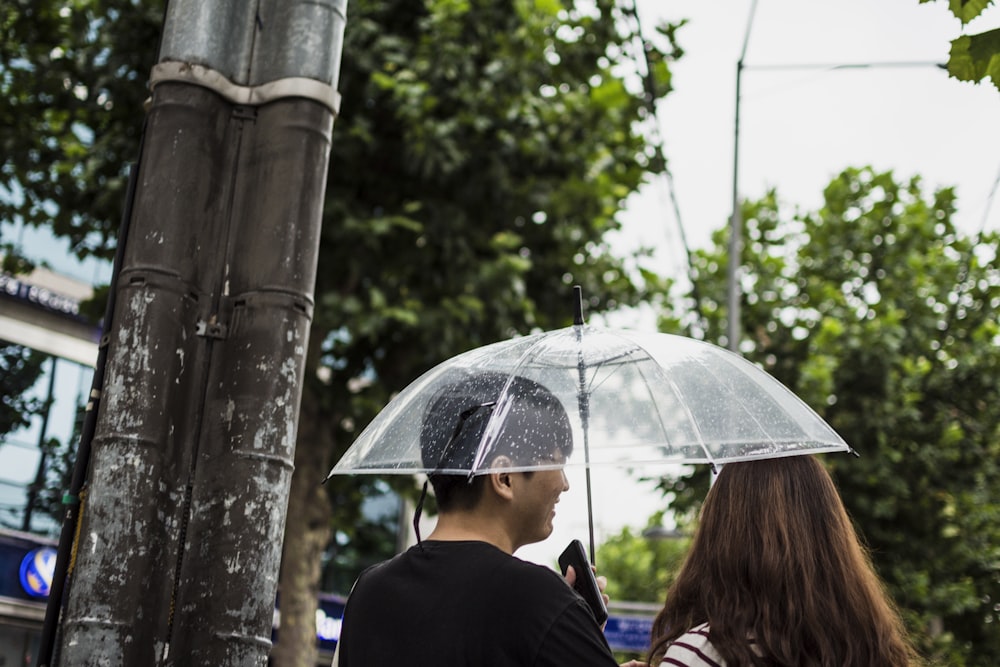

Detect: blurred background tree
[598, 514, 690, 605]
[658, 166, 1000, 666]
[596, 514, 691, 663]
[0, 0, 163, 271]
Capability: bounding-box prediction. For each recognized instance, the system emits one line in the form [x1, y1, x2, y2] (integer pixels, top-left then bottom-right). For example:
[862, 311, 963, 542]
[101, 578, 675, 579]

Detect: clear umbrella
[326, 291, 853, 558]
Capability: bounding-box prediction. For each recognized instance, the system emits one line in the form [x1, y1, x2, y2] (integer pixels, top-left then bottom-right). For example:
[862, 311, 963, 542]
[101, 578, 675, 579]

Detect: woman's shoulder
[660, 623, 725, 667]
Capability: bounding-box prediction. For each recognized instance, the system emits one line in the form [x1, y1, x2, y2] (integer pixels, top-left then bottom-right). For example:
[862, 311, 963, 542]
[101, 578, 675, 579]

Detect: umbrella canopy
[326, 325, 851, 478]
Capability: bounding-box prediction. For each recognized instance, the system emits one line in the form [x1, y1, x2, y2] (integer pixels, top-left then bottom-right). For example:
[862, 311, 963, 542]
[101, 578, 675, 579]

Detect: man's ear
[488, 456, 514, 501]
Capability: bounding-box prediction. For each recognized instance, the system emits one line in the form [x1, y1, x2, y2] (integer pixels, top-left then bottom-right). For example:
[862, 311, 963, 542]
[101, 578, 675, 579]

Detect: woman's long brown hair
[647, 456, 919, 666]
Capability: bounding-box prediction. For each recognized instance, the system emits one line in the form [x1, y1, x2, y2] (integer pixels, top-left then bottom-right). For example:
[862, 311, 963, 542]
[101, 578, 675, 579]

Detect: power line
[620, 0, 707, 330]
[977, 161, 1000, 237]
[745, 60, 946, 71]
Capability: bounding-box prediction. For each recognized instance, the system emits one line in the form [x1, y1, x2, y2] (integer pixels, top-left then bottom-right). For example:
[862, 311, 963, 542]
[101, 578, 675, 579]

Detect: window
[0, 341, 91, 537]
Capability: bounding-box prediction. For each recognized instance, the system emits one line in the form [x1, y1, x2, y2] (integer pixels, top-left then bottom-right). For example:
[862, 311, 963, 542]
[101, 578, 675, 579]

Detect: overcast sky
[615, 0, 1000, 285]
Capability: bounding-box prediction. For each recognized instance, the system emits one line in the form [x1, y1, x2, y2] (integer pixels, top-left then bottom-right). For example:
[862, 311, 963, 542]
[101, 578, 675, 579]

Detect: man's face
[509, 450, 570, 548]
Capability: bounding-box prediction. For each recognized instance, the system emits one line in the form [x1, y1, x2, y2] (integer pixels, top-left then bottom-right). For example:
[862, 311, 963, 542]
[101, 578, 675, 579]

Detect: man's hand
[564, 564, 610, 604]
[563, 564, 611, 628]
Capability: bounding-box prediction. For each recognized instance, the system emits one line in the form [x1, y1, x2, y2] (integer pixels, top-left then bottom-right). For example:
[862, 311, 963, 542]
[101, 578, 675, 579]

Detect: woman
[647, 456, 920, 667]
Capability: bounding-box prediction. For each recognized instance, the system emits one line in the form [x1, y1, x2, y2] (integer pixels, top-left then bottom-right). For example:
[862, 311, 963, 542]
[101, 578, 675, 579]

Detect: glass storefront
[0, 259, 98, 540]
[0, 344, 91, 538]
[0, 255, 94, 665]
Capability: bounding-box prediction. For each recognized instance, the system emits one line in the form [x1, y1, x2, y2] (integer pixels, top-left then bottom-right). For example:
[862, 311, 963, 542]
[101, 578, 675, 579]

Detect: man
[334, 372, 635, 666]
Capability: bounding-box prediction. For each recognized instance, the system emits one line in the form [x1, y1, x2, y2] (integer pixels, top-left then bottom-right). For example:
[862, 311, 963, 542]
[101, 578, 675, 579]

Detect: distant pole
[727, 58, 743, 353]
[728, 0, 758, 354]
[52, 1, 347, 665]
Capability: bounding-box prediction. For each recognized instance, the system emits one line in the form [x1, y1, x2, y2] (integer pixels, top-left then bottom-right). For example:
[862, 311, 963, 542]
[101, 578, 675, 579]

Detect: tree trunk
[271, 385, 334, 667]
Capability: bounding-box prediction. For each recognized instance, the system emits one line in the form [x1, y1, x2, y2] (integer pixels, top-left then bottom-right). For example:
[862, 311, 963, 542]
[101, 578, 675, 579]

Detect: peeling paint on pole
[55, 0, 347, 664]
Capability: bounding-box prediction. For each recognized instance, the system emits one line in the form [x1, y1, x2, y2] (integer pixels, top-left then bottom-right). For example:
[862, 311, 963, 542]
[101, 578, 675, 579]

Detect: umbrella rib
[574, 331, 645, 396]
[691, 353, 785, 450]
[631, 351, 720, 471]
[470, 332, 562, 474]
[627, 360, 679, 452]
[579, 352, 640, 395]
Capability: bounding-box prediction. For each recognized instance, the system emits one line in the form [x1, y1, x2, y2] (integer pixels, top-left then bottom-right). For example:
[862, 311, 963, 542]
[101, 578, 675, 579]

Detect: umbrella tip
[573, 285, 585, 326]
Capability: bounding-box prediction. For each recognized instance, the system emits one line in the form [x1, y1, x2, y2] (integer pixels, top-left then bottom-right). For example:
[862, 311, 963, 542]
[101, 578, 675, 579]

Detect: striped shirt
[660, 623, 725, 667]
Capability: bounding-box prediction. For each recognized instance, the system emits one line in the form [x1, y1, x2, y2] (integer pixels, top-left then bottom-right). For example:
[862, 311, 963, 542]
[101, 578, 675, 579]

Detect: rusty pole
[52, 2, 347, 664]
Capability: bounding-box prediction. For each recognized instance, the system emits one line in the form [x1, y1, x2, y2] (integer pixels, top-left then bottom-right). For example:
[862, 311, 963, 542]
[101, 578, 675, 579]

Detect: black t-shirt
[336, 540, 618, 667]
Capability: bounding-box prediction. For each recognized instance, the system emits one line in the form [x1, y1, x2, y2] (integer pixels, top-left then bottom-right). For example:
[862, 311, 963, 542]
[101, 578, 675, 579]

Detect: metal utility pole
[728, 0, 758, 354]
[49, 1, 347, 664]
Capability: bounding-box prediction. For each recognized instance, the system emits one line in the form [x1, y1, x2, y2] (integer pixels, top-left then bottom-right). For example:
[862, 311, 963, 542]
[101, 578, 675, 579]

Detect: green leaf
[947, 0, 993, 24]
[948, 28, 1000, 91]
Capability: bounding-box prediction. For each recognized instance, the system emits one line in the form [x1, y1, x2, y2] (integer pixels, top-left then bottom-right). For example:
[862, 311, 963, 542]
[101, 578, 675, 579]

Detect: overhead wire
[740, 60, 946, 102]
[976, 161, 1000, 238]
[618, 0, 708, 334]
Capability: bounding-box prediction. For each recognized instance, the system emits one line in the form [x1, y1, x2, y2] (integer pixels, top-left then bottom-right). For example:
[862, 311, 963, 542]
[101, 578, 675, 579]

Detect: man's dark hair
[419, 371, 573, 510]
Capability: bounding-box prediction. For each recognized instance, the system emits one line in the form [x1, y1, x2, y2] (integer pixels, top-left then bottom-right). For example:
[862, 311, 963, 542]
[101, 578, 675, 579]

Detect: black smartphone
[558, 539, 608, 625]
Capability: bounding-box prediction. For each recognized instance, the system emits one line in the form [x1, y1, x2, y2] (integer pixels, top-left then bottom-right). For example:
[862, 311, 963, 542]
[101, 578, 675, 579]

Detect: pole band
[150, 61, 341, 115]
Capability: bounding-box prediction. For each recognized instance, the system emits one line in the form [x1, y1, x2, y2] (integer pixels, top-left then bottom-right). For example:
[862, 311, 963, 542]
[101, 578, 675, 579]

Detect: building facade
[0, 260, 100, 665]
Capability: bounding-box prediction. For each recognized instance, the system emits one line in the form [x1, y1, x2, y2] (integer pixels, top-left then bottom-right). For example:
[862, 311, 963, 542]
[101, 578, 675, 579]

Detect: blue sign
[604, 615, 653, 652]
[19, 547, 57, 598]
[315, 594, 346, 652]
[273, 592, 346, 653]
